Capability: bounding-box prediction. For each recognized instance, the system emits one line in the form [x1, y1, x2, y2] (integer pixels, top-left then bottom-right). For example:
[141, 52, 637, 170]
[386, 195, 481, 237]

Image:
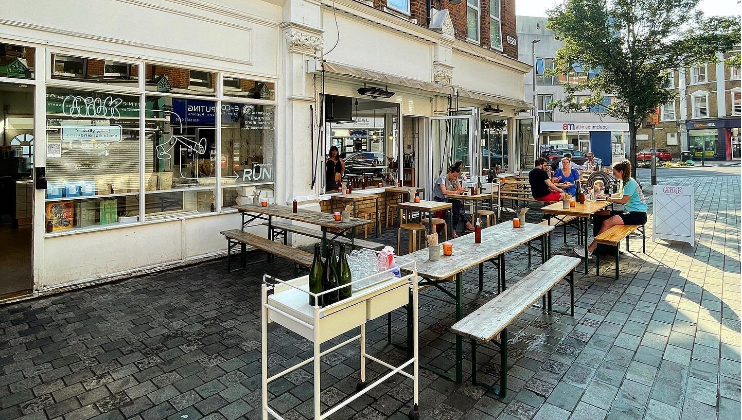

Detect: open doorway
[0, 81, 35, 298]
[324, 95, 400, 192]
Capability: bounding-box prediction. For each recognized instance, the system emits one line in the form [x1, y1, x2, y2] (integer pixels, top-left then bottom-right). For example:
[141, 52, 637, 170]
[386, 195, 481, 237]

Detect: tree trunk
[629, 123, 639, 179]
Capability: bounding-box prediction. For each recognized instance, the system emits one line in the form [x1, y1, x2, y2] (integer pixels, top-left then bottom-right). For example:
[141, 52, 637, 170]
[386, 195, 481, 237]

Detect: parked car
[637, 148, 672, 162]
[544, 149, 589, 170]
[344, 151, 387, 175]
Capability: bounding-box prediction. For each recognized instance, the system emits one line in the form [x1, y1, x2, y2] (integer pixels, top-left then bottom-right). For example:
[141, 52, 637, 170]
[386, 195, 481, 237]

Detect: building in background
[517, 16, 629, 166]
[0, 0, 530, 300]
[639, 49, 741, 161]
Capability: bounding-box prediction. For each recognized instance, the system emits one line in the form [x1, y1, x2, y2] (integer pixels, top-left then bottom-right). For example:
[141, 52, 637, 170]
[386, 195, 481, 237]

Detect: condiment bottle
[292, 199, 298, 213]
[474, 217, 482, 243]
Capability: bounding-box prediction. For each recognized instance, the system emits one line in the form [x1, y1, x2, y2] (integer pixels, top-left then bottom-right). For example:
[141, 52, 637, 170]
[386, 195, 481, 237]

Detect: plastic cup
[443, 242, 453, 256]
[570, 199, 576, 207]
[260, 199, 268, 207]
[414, 197, 421, 203]
[333, 212, 341, 221]
[513, 218, 521, 228]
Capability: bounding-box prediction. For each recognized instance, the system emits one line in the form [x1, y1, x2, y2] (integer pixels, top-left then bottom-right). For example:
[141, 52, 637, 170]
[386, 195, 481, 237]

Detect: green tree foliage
[546, 0, 740, 175]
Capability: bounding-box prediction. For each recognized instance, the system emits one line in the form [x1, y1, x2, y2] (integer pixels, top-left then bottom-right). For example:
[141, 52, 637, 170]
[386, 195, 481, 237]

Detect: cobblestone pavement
[1, 173, 739, 420]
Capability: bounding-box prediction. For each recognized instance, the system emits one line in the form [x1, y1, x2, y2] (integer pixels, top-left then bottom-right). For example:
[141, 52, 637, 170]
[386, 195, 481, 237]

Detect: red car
[637, 148, 672, 162]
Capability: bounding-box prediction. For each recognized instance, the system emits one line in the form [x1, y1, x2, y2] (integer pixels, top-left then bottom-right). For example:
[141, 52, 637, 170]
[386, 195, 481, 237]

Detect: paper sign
[47, 142, 62, 158]
[61, 125, 122, 142]
[653, 185, 695, 246]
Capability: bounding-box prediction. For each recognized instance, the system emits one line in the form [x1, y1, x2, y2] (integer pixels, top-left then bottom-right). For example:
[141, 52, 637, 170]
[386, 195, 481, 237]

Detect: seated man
[583, 152, 600, 172]
[529, 158, 565, 202]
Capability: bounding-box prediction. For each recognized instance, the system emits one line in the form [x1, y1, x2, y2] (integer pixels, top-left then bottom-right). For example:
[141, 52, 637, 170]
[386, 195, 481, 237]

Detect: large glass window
[489, 0, 502, 50]
[220, 102, 275, 207]
[45, 88, 140, 232]
[466, 0, 480, 42]
[0, 43, 35, 79]
[536, 58, 555, 86]
[690, 129, 717, 159]
[691, 65, 707, 84]
[223, 76, 275, 100]
[661, 101, 676, 121]
[538, 94, 553, 122]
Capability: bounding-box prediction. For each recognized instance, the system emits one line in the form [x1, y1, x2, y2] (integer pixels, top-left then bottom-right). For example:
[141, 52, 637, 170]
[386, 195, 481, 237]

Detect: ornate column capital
[284, 26, 323, 56]
[433, 62, 453, 86]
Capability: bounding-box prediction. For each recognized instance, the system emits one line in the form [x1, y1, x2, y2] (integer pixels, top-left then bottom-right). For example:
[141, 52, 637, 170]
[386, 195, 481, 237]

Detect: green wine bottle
[308, 243, 323, 306]
[338, 245, 352, 300]
[322, 244, 339, 306]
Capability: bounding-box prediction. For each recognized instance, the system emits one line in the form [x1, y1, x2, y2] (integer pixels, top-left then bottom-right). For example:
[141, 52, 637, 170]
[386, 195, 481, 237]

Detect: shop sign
[61, 125, 122, 142]
[172, 99, 274, 130]
[688, 122, 716, 129]
[654, 185, 695, 246]
[47, 92, 144, 118]
[241, 163, 273, 182]
[540, 122, 629, 132]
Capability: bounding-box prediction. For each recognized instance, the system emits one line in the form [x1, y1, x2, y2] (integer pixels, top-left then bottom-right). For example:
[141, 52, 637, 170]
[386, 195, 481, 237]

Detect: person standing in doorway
[325, 146, 345, 192]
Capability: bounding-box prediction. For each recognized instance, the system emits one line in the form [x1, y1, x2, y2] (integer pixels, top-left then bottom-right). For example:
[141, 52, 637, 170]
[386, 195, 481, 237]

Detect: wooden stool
[477, 210, 496, 227]
[422, 218, 448, 242]
[386, 203, 399, 227]
[357, 209, 378, 238]
[397, 223, 425, 255]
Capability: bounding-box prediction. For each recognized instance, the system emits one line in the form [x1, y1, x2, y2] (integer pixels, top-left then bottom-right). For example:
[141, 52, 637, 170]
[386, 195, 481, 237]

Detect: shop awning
[318, 61, 452, 95]
[314, 60, 533, 110]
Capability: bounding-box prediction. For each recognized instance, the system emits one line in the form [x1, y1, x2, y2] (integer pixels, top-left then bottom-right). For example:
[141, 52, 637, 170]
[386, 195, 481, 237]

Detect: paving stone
[645, 399, 681, 420]
[580, 380, 619, 411]
[545, 382, 582, 412]
[569, 401, 607, 420]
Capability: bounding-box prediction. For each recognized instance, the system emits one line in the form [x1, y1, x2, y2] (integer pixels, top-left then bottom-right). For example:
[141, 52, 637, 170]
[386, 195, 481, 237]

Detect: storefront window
[220, 102, 275, 207]
[51, 54, 138, 88]
[0, 43, 35, 79]
[223, 76, 275, 100]
[481, 117, 507, 173]
[690, 129, 718, 159]
[144, 95, 217, 216]
[145, 63, 216, 97]
[45, 88, 140, 232]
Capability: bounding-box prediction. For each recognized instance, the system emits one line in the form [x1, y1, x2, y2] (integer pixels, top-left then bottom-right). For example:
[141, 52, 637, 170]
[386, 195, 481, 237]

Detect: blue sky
[516, 0, 741, 17]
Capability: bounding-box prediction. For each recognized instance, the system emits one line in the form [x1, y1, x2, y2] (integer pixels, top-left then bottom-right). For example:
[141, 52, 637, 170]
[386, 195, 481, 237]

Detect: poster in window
[45, 201, 74, 231]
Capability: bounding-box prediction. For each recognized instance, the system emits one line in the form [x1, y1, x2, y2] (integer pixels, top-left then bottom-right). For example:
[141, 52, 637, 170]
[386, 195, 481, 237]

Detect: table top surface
[447, 193, 494, 201]
[328, 192, 381, 201]
[541, 200, 610, 217]
[384, 186, 424, 194]
[396, 222, 554, 281]
[398, 200, 452, 212]
[236, 204, 371, 229]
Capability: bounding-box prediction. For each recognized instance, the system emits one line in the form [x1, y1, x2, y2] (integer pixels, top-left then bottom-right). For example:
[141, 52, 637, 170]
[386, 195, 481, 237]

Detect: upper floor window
[730, 64, 741, 80]
[690, 65, 707, 84]
[732, 90, 741, 116]
[489, 0, 502, 50]
[661, 101, 676, 121]
[536, 58, 555, 85]
[589, 96, 611, 113]
[667, 73, 675, 89]
[466, 0, 480, 43]
[387, 0, 410, 14]
[691, 91, 709, 118]
[538, 94, 553, 122]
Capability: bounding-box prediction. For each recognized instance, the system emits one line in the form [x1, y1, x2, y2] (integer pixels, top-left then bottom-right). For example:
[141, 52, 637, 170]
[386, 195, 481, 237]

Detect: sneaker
[573, 246, 592, 259]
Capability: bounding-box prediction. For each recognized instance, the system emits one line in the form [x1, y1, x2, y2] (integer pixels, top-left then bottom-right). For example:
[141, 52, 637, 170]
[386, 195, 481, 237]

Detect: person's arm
[609, 195, 631, 205]
[610, 181, 634, 204]
[545, 178, 563, 193]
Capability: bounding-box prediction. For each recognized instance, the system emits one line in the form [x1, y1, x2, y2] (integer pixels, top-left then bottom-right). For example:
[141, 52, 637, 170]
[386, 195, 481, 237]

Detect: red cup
[333, 212, 341, 221]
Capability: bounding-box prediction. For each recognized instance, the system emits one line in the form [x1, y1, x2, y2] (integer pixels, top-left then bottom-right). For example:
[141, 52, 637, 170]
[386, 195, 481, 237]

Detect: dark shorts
[618, 211, 647, 225]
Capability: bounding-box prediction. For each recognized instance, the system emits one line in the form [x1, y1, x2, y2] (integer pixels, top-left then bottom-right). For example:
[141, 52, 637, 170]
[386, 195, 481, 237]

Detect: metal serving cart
[261, 263, 420, 420]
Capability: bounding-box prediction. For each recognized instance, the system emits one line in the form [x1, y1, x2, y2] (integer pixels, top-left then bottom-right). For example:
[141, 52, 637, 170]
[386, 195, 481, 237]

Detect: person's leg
[588, 215, 624, 253]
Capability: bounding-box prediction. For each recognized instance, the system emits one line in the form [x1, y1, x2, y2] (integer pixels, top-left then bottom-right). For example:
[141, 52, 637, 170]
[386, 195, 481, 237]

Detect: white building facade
[0, 0, 531, 299]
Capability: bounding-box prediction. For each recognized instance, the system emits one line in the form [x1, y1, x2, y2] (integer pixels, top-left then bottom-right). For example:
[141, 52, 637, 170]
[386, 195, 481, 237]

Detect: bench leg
[470, 327, 508, 398]
[563, 223, 567, 244]
[615, 245, 620, 280]
[479, 263, 484, 292]
[642, 225, 646, 253]
[626, 234, 630, 252]
[227, 239, 233, 272]
[542, 295, 547, 312]
[547, 290, 552, 312]
[569, 270, 575, 317]
[241, 243, 247, 269]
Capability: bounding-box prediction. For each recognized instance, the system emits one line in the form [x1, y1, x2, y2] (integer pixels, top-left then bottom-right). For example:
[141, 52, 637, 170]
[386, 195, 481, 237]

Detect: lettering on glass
[241, 164, 273, 182]
[62, 95, 123, 118]
[155, 109, 208, 181]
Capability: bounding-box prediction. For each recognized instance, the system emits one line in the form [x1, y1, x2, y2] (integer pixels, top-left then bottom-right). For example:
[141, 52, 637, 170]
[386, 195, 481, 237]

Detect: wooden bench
[221, 229, 313, 272]
[262, 222, 384, 251]
[450, 255, 580, 397]
[594, 224, 645, 279]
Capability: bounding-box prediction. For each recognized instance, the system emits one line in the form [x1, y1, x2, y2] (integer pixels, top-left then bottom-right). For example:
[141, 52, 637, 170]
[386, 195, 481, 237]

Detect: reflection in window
[220, 103, 275, 207]
[223, 76, 275, 100]
[51, 54, 137, 87]
[145, 64, 216, 96]
[0, 43, 35, 79]
[45, 88, 140, 232]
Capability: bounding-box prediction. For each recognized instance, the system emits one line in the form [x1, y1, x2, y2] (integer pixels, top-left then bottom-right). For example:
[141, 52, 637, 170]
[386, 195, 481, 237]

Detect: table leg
[455, 272, 463, 383]
[583, 218, 589, 274]
[478, 263, 483, 292]
[375, 196, 380, 237]
[499, 254, 506, 291]
[541, 235, 547, 264]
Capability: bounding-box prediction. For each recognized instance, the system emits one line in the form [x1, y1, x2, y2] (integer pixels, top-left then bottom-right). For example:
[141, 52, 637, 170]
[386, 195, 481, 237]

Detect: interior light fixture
[483, 104, 503, 114]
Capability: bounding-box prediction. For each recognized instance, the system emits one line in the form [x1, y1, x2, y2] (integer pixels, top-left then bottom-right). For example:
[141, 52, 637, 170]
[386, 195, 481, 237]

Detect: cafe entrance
[0, 81, 35, 299]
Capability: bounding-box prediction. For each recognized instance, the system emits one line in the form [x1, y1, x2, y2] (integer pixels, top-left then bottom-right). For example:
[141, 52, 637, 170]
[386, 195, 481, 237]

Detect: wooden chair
[386, 202, 399, 228]
[422, 217, 448, 242]
[397, 223, 425, 255]
[357, 208, 379, 238]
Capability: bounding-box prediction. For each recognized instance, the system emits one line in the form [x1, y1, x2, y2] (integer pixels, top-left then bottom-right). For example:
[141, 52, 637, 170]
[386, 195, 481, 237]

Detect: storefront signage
[241, 163, 273, 182]
[172, 99, 274, 130]
[654, 185, 695, 246]
[540, 122, 629, 132]
[47, 92, 141, 118]
[61, 126, 122, 142]
[688, 122, 716, 129]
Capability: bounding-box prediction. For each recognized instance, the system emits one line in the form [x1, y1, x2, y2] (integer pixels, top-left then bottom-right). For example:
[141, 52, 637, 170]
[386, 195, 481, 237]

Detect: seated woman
[433, 162, 475, 238]
[552, 157, 580, 197]
[529, 158, 565, 202]
[575, 160, 647, 258]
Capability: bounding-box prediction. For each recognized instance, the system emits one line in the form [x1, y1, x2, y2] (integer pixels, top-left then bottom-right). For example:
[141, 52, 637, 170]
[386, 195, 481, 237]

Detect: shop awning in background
[314, 61, 532, 109]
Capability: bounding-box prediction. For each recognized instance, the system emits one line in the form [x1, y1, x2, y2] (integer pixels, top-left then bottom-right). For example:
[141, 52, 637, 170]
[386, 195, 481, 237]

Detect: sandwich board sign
[653, 185, 695, 246]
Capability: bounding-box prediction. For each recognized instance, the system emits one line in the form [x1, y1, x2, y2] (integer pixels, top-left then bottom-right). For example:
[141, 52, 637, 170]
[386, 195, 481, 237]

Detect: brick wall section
[87, 59, 105, 77]
[387, 0, 518, 60]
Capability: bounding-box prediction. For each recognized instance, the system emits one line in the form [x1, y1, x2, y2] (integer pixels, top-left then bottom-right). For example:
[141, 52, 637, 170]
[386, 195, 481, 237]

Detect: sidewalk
[0, 173, 739, 420]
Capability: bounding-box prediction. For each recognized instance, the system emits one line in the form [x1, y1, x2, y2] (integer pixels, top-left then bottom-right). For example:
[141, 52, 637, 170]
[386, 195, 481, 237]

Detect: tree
[546, 0, 740, 177]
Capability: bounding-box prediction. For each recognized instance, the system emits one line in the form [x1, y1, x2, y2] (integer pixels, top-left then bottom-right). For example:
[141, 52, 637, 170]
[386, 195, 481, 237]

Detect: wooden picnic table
[396, 221, 554, 383]
[328, 192, 382, 237]
[446, 192, 495, 216]
[541, 200, 611, 273]
[398, 200, 453, 236]
[236, 204, 370, 257]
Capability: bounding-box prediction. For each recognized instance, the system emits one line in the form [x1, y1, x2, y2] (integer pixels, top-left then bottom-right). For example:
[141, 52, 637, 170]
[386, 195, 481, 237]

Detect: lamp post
[651, 126, 663, 186]
[532, 39, 541, 163]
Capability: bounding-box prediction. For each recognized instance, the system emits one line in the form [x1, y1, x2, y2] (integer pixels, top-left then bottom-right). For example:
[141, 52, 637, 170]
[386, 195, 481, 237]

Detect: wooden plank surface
[395, 222, 554, 281]
[328, 192, 380, 202]
[539, 215, 577, 227]
[446, 193, 493, 201]
[266, 222, 384, 250]
[221, 229, 313, 267]
[398, 200, 452, 212]
[451, 255, 580, 341]
[384, 186, 424, 195]
[236, 204, 370, 229]
[595, 224, 640, 245]
[541, 200, 610, 217]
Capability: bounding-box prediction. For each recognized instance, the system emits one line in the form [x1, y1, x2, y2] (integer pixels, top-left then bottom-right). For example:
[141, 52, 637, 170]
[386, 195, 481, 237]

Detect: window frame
[691, 91, 709, 118]
[667, 72, 675, 89]
[690, 64, 708, 84]
[52, 54, 87, 79]
[103, 60, 131, 78]
[732, 89, 741, 116]
[466, 0, 481, 43]
[537, 94, 553, 122]
[386, 0, 410, 15]
[661, 101, 676, 122]
[489, 0, 502, 51]
[536, 57, 555, 86]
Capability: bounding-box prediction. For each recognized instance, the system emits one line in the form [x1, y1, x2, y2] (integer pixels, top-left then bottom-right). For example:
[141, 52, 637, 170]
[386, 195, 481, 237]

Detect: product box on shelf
[157, 172, 173, 190]
[80, 181, 96, 196]
[78, 200, 98, 228]
[99, 199, 118, 225]
[46, 201, 74, 231]
[46, 182, 64, 199]
[64, 181, 82, 198]
[146, 173, 158, 191]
